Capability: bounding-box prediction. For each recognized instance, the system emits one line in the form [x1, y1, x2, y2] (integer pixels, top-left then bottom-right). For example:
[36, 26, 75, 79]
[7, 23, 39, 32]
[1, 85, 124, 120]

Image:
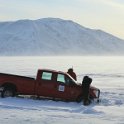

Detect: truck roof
[38, 69, 77, 83]
[38, 69, 66, 74]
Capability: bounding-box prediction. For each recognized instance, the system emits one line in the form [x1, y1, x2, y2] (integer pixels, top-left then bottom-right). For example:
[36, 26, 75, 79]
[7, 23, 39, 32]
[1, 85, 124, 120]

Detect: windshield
[66, 73, 77, 84]
[57, 73, 77, 85]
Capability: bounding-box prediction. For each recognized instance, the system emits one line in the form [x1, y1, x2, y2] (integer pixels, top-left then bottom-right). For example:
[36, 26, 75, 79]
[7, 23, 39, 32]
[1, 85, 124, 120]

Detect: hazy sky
[0, 0, 124, 39]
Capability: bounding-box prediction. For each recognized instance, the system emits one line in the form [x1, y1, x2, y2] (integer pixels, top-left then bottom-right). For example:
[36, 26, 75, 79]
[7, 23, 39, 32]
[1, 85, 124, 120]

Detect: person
[82, 76, 92, 105]
[67, 68, 77, 81]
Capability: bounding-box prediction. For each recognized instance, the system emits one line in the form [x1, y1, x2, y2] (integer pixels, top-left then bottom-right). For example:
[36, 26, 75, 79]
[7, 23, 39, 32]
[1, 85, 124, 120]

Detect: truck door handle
[54, 85, 57, 88]
[38, 82, 41, 85]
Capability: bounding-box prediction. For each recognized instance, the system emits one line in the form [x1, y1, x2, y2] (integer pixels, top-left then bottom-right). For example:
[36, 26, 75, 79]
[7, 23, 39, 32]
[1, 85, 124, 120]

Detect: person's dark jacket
[67, 68, 77, 81]
[82, 76, 92, 99]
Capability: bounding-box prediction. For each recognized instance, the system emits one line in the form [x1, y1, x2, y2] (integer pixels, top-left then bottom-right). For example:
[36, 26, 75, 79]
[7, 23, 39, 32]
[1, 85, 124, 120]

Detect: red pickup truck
[0, 69, 100, 102]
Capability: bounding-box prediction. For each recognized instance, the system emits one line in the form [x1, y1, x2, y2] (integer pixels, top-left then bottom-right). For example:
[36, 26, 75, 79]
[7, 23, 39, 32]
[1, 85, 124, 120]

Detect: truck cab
[35, 69, 100, 102]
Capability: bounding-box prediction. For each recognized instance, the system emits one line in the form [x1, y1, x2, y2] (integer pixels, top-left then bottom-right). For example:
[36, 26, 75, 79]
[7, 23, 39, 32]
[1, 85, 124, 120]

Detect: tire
[1, 87, 15, 98]
[76, 95, 83, 103]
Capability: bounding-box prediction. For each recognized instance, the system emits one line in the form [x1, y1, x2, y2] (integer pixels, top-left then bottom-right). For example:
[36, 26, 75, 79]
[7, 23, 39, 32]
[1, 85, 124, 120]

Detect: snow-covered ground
[0, 56, 124, 124]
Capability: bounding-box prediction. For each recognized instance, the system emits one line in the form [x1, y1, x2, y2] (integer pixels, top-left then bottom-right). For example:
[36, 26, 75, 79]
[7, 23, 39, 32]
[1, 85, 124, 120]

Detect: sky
[0, 0, 124, 39]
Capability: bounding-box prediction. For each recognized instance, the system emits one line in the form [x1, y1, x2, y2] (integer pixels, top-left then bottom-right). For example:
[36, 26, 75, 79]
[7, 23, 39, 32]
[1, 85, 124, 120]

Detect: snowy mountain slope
[0, 18, 124, 55]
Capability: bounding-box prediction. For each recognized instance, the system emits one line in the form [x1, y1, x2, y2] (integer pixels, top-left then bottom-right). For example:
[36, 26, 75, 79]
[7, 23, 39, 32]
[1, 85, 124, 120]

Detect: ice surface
[0, 56, 124, 124]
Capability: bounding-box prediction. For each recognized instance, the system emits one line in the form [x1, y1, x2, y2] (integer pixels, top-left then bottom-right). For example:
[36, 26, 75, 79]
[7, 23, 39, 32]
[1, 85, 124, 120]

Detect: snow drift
[0, 18, 124, 55]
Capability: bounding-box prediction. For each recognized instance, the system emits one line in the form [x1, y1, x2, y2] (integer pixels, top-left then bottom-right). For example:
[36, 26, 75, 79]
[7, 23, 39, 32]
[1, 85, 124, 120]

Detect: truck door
[36, 71, 55, 97]
[55, 73, 78, 100]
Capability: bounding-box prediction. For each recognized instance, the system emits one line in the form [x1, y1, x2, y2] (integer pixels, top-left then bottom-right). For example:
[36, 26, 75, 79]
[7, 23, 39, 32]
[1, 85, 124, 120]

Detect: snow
[0, 18, 124, 55]
[0, 56, 124, 124]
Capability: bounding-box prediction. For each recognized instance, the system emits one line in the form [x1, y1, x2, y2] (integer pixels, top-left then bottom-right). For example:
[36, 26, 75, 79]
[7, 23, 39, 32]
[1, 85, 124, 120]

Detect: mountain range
[0, 18, 124, 55]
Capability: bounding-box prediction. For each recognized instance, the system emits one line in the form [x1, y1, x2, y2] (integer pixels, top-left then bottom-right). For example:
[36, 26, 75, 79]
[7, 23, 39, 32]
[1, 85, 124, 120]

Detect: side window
[42, 72, 52, 80]
[57, 74, 65, 83]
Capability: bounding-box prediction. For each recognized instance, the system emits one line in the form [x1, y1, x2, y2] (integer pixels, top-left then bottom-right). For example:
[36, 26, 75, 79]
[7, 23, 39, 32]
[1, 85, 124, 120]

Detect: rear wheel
[1, 87, 15, 98]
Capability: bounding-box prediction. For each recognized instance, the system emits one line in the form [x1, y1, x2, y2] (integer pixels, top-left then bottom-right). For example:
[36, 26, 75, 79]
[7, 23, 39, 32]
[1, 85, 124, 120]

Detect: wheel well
[76, 94, 83, 103]
[2, 83, 17, 92]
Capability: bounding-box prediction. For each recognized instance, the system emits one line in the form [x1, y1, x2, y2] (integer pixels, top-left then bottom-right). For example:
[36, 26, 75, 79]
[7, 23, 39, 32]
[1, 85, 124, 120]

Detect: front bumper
[93, 89, 100, 102]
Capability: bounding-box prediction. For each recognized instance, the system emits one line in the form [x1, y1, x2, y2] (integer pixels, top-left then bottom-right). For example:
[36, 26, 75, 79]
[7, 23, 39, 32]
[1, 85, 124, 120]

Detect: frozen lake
[0, 56, 124, 124]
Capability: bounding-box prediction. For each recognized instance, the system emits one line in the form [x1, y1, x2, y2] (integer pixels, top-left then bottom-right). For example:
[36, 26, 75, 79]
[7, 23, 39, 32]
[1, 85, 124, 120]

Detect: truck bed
[0, 73, 36, 95]
[0, 73, 35, 80]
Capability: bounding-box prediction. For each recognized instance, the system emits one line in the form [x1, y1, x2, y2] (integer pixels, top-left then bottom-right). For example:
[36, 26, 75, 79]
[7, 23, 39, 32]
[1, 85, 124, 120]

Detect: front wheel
[76, 95, 83, 103]
[1, 87, 15, 98]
